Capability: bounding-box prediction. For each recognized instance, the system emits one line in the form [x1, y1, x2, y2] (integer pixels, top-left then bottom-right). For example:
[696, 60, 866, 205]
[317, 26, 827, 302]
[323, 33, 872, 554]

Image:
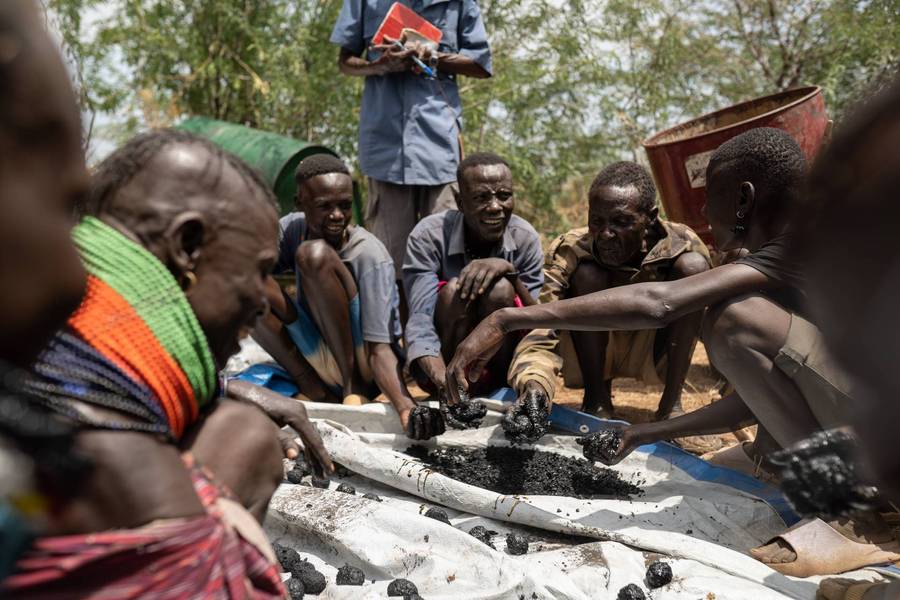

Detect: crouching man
[254, 154, 444, 439]
[509, 162, 710, 421]
[403, 153, 544, 402]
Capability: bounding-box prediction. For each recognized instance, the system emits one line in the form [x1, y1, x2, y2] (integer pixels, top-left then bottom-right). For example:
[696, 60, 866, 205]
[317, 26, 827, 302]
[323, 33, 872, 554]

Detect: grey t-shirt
[276, 212, 401, 344]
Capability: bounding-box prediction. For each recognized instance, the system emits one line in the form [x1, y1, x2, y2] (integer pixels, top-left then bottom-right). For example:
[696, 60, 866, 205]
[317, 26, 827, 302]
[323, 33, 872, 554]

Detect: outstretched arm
[368, 342, 418, 430]
[447, 264, 771, 402]
[585, 392, 756, 465]
[225, 379, 334, 477]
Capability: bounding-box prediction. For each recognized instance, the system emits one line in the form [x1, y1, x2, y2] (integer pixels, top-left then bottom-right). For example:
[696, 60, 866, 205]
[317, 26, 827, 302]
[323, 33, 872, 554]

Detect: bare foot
[750, 537, 797, 564]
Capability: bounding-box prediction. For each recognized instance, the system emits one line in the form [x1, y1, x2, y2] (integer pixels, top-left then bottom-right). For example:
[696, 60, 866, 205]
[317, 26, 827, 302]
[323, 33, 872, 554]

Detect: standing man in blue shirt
[330, 0, 493, 301]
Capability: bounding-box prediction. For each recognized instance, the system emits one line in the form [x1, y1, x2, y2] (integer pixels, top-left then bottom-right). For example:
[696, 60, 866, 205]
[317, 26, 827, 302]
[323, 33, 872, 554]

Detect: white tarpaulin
[263, 402, 885, 599]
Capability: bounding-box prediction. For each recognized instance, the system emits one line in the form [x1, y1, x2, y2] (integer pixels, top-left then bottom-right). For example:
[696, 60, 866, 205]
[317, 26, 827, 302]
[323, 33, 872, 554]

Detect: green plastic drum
[176, 117, 361, 220]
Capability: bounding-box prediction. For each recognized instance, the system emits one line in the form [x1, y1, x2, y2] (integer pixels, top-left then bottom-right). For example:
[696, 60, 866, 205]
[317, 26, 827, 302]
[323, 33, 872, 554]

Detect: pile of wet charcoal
[405, 445, 642, 499]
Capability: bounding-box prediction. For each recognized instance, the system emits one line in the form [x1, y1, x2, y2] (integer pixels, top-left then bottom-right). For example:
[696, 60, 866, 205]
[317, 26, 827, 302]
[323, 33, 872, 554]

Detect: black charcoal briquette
[362, 492, 382, 501]
[577, 429, 624, 463]
[273, 542, 302, 573]
[295, 566, 326, 595]
[424, 507, 450, 524]
[468, 525, 497, 548]
[286, 469, 305, 484]
[335, 482, 356, 495]
[505, 532, 529, 555]
[335, 563, 365, 586]
[387, 578, 418, 596]
[645, 560, 673, 588]
[310, 476, 330, 489]
[617, 583, 646, 600]
[287, 577, 305, 599]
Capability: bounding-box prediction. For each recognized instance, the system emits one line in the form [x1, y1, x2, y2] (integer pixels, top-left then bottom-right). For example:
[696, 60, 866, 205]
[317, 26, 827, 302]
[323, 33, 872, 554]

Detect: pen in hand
[393, 39, 435, 78]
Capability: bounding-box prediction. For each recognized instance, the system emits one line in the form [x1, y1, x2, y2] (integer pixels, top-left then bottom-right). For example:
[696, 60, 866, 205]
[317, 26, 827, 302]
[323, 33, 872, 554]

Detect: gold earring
[182, 271, 197, 291]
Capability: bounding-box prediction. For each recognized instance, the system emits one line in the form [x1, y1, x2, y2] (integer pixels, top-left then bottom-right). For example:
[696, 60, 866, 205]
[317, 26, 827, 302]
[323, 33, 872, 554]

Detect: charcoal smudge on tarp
[405, 445, 642, 498]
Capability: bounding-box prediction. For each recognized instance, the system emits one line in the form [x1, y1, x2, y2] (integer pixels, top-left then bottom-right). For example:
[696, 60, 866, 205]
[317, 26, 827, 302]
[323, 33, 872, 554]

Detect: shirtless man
[254, 154, 444, 440]
[509, 162, 710, 423]
[5, 128, 333, 596]
[446, 127, 898, 576]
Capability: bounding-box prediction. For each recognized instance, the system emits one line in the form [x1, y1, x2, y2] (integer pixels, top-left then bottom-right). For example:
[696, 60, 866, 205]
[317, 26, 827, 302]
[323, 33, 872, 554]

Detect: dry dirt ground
[401, 343, 752, 457]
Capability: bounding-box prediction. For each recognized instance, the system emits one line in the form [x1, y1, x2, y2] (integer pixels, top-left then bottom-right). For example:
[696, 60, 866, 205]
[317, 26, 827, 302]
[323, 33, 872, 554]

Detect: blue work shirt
[330, 0, 492, 186]
[402, 209, 544, 363]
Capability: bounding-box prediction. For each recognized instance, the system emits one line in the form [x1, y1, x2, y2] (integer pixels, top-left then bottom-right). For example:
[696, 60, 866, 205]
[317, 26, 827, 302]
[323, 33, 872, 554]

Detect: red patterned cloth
[4, 458, 285, 599]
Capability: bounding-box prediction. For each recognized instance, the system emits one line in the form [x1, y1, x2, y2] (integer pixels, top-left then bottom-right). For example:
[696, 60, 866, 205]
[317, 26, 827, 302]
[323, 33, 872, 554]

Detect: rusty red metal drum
[642, 86, 828, 247]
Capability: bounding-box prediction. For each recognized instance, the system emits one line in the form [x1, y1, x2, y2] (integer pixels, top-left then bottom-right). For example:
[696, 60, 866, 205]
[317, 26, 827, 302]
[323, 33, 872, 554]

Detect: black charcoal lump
[335, 563, 365, 586]
[645, 560, 673, 588]
[387, 578, 418, 596]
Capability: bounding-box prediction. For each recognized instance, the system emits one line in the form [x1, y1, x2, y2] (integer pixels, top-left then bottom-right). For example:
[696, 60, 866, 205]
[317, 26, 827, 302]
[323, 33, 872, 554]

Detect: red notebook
[372, 2, 443, 46]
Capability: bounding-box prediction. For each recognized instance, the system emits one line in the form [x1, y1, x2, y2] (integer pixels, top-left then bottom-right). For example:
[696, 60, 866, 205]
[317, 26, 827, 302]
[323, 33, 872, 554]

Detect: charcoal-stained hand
[502, 381, 550, 443]
[576, 423, 638, 466]
[457, 258, 514, 301]
[441, 394, 487, 430]
[401, 404, 446, 440]
[446, 312, 507, 404]
[417, 355, 448, 399]
[228, 381, 334, 477]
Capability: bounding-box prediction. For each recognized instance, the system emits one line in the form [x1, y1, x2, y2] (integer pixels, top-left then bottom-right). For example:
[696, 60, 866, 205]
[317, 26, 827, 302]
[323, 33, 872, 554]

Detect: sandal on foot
[342, 393, 368, 406]
[702, 441, 779, 483]
[751, 517, 900, 577]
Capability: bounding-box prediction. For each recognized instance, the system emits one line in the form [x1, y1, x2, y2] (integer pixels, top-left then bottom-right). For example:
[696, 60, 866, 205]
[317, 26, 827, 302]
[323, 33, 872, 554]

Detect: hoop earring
[181, 271, 197, 292]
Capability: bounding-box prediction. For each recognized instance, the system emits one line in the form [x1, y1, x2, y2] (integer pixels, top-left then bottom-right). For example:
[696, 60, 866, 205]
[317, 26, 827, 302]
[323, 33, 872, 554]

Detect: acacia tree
[50, 0, 361, 158]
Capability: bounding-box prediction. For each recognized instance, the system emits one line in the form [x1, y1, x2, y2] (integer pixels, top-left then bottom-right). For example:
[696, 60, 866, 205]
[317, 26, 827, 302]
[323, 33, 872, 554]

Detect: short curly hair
[707, 127, 806, 205]
[457, 152, 510, 183]
[589, 161, 657, 212]
[85, 129, 276, 215]
[294, 153, 350, 187]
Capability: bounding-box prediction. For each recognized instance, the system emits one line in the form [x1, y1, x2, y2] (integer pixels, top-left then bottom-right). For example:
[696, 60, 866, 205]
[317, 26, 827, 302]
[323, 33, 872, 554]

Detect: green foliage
[50, 0, 897, 234]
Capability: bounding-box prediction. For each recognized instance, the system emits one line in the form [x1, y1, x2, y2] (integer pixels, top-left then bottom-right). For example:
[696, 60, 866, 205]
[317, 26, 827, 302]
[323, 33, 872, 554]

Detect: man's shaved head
[87, 129, 276, 218]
